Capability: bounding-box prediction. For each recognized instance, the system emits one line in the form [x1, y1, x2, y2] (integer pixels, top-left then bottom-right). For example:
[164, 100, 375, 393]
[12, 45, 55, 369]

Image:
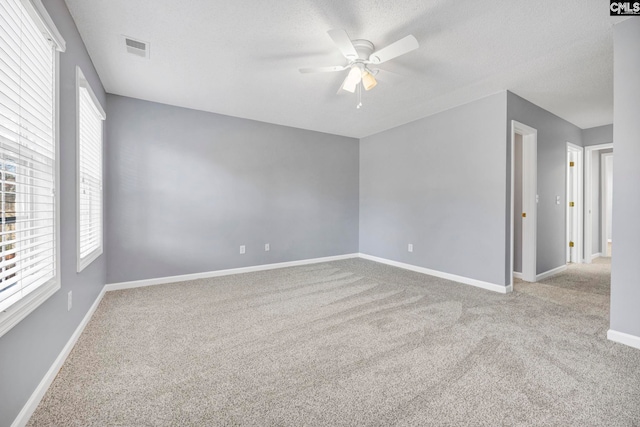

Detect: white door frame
[566, 142, 583, 264]
[584, 143, 613, 262]
[511, 121, 537, 283]
[601, 152, 614, 256]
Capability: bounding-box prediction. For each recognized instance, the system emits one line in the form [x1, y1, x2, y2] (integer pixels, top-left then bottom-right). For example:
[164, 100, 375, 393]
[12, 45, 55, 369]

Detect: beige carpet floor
[28, 257, 640, 426]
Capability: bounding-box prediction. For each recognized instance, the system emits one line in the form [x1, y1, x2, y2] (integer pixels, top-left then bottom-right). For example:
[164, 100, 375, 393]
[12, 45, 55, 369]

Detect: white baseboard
[11, 287, 106, 427]
[591, 252, 602, 261]
[358, 253, 510, 294]
[106, 253, 513, 295]
[536, 264, 567, 281]
[607, 329, 640, 350]
[105, 253, 360, 291]
[512, 272, 523, 280]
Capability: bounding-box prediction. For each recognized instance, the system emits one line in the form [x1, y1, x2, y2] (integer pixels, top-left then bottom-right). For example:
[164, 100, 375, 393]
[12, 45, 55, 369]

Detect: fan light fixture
[362, 70, 377, 91]
[299, 29, 419, 108]
[342, 66, 377, 94]
[342, 66, 362, 93]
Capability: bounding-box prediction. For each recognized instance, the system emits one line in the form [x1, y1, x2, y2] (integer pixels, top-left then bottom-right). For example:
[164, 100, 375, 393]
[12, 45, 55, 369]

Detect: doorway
[511, 121, 537, 283]
[601, 152, 613, 257]
[584, 143, 613, 262]
[566, 143, 583, 264]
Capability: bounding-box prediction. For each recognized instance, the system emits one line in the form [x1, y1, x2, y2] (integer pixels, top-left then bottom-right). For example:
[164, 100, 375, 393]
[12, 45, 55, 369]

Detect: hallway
[516, 258, 611, 318]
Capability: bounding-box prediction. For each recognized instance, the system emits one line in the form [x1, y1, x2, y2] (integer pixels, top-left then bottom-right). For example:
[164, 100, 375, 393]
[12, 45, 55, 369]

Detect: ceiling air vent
[122, 35, 150, 59]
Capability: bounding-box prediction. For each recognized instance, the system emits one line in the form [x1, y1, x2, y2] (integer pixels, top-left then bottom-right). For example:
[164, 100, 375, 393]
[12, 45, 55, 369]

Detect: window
[76, 68, 105, 272]
[0, 0, 65, 337]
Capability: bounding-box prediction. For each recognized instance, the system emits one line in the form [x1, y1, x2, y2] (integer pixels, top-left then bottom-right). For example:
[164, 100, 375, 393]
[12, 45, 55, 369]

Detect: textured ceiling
[64, 0, 624, 138]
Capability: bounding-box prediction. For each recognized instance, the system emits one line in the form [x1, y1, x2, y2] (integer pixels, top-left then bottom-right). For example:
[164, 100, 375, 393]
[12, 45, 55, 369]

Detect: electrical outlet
[239, 245, 245, 254]
[408, 243, 413, 253]
[67, 291, 72, 311]
[265, 243, 270, 251]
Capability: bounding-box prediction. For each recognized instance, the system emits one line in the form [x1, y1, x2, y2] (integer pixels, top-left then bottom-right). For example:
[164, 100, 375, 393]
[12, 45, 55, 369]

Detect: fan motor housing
[351, 39, 375, 61]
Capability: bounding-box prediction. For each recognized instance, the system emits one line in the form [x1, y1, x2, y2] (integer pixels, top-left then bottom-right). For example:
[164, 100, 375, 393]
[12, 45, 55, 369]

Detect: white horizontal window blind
[77, 77, 104, 270]
[0, 0, 57, 313]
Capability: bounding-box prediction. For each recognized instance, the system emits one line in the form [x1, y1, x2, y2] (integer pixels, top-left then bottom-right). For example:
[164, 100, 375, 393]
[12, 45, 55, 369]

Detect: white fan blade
[372, 68, 406, 84]
[299, 65, 347, 74]
[327, 29, 358, 60]
[368, 35, 419, 64]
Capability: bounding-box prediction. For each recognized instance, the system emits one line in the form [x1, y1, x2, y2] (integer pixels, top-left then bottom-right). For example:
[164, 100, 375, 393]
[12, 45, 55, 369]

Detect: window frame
[76, 67, 105, 272]
[0, 0, 65, 338]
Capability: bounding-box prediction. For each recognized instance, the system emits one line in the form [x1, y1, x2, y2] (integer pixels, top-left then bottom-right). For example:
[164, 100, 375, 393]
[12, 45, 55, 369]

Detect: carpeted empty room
[4, 2, 640, 427]
[29, 258, 640, 426]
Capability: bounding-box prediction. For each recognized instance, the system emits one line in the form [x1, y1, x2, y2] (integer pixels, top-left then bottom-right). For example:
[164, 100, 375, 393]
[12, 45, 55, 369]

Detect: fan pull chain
[357, 81, 363, 109]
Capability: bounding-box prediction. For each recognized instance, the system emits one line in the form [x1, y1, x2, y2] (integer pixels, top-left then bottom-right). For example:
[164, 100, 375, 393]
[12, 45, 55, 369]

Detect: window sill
[0, 279, 60, 339]
[77, 247, 103, 273]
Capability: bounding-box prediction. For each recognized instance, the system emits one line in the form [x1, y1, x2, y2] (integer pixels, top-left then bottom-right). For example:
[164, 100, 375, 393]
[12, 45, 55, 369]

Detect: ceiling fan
[299, 29, 419, 107]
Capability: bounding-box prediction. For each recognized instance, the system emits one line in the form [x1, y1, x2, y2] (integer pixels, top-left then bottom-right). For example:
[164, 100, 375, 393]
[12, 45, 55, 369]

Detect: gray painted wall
[514, 133, 523, 273]
[582, 124, 613, 147]
[360, 93, 508, 287]
[611, 18, 640, 338]
[506, 92, 583, 275]
[0, 1, 107, 425]
[105, 95, 359, 284]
